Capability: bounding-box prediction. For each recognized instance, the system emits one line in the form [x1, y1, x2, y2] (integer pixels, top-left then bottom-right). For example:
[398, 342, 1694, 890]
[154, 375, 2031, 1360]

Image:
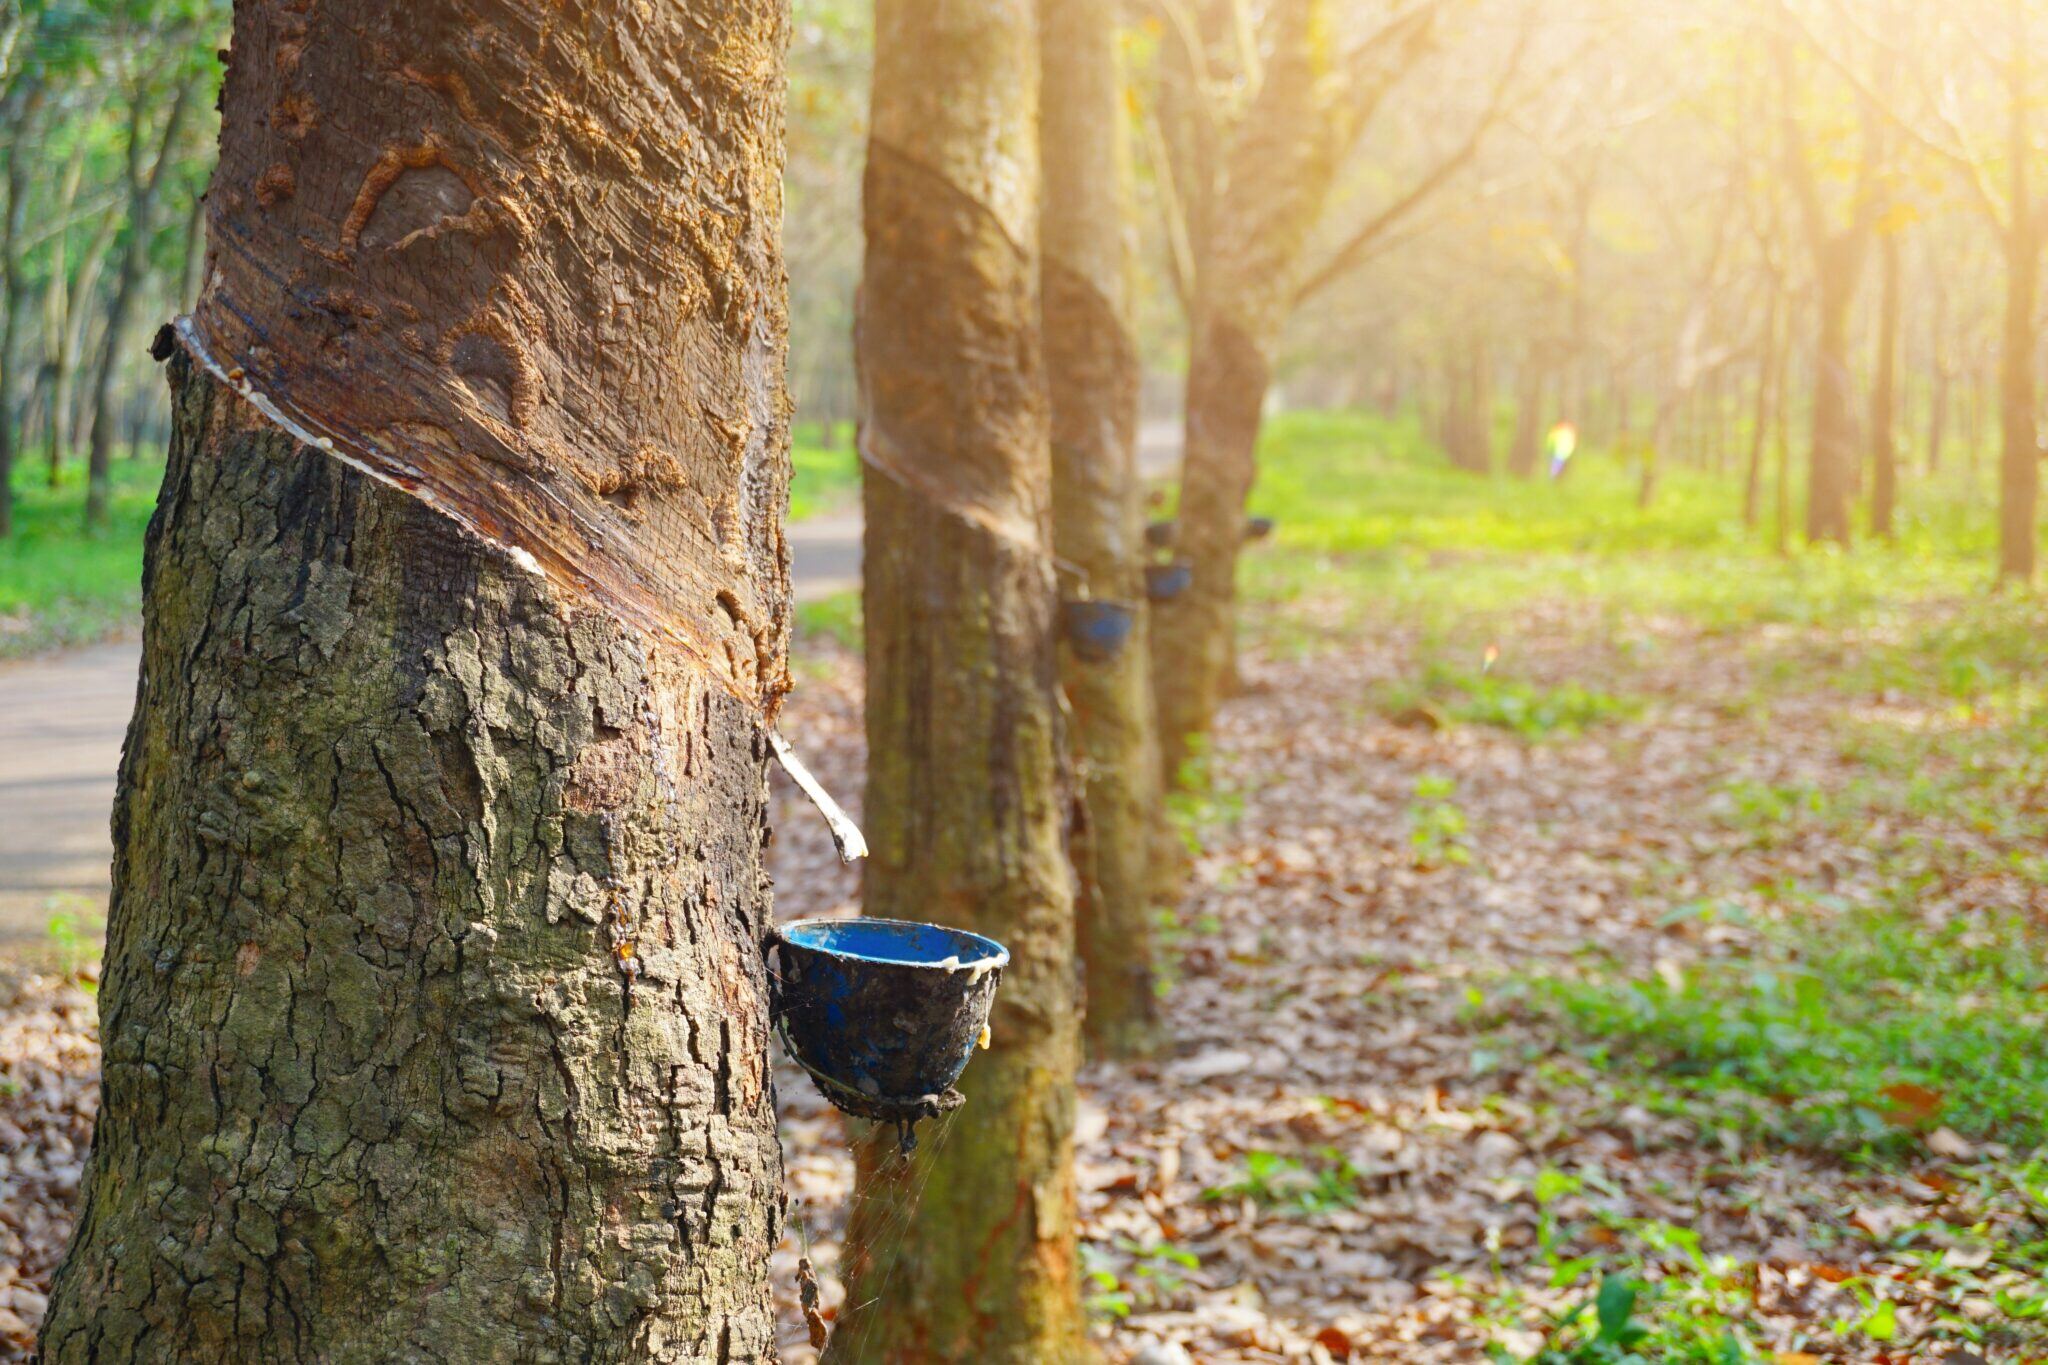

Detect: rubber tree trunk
[1806, 239, 1862, 545]
[1151, 0, 1340, 785]
[84, 78, 193, 529]
[1042, 0, 1162, 1060]
[1869, 231, 1900, 538]
[1998, 219, 2040, 580]
[42, 0, 796, 1356]
[835, 0, 1086, 1359]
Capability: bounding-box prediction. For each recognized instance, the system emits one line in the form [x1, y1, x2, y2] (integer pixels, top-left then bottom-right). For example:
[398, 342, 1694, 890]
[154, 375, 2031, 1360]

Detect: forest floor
[1, 413, 2044, 1360]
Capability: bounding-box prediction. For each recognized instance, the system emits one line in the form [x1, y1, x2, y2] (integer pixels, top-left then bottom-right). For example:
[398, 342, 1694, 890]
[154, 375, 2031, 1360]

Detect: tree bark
[1743, 288, 1778, 530]
[1869, 229, 1900, 538]
[1997, 214, 2039, 579]
[43, 0, 796, 1355]
[1042, 0, 1162, 1059]
[0, 75, 39, 537]
[1806, 239, 1862, 545]
[1507, 360, 1541, 480]
[1151, 0, 1340, 785]
[84, 76, 194, 529]
[835, 0, 1086, 1359]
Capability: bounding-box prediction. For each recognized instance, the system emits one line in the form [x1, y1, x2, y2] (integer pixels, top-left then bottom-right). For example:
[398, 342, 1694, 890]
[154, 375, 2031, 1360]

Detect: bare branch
[1294, 7, 1535, 305]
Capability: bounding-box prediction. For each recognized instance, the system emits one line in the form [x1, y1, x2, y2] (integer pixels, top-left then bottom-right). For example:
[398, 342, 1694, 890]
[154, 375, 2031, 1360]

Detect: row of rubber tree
[30, 0, 1413, 1359]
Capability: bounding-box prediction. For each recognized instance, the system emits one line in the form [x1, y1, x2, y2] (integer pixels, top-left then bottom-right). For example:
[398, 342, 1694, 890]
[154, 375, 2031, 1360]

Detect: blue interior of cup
[779, 917, 1007, 970]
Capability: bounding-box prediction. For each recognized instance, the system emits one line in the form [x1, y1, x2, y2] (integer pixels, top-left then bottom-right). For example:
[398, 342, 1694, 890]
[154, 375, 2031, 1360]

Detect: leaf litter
[1, 595, 2043, 1362]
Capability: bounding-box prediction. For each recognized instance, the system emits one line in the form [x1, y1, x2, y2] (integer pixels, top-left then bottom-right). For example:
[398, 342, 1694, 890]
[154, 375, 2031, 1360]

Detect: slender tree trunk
[1927, 362, 1949, 475]
[1870, 231, 1900, 538]
[1807, 242, 1860, 544]
[1774, 341, 1794, 557]
[1507, 362, 1541, 480]
[0, 78, 38, 537]
[836, 0, 1085, 1359]
[84, 78, 193, 528]
[1743, 290, 1779, 530]
[43, 0, 796, 1355]
[1998, 217, 2040, 579]
[1042, 0, 1162, 1059]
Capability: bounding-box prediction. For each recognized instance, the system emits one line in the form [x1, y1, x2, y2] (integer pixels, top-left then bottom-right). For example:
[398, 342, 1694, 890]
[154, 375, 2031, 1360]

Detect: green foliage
[1385, 662, 1642, 740]
[1202, 1149, 1366, 1215]
[1407, 772, 1473, 869]
[1240, 409, 2026, 659]
[1081, 1239, 1201, 1321]
[787, 423, 858, 521]
[792, 588, 861, 653]
[1165, 740, 1244, 857]
[0, 452, 158, 657]
[1516, 904, 2048, 1153]
[2, 431, 855, 659]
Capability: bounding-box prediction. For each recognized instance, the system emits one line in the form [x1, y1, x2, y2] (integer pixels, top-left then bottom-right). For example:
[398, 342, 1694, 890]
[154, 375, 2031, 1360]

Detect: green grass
[1512, 903, 2048, 1155]
[1382, 662, 1644, 740]
[1, 452, 162, 658]
[1, 428, 858, 660]
[1240, 407, 2029, 652]
[789, 421, 859, 521]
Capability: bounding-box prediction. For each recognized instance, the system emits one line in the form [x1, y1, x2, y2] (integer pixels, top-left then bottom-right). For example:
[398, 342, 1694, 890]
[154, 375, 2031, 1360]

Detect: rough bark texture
[44, 0, 795, 1355]
[1151, 0, 1338, 786]
[1042, 0, 1162, 1060]
[835, 1, 1085, 1359]
[45, 359, 787, 1361]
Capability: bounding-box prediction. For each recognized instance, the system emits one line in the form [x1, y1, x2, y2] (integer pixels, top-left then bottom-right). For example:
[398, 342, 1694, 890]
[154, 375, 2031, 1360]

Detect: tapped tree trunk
[836, 0, 1086, 1359]
[1043, 0, 1162, 1058]
[1153, 312, 1268, 785]
[1869, 230, 1900, 539]
[43, 0, 796, 1357]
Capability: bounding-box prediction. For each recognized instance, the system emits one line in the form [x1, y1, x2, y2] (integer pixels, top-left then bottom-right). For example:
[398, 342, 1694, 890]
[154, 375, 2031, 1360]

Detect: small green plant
[1165, 741, 1244, 857]
[1202, 1149, 1364, 1215]
[1080, 1239, 1201, 1321]
[1409, 773, 1474, 869]
[1516, 902, 2048, 1153]
[1385, 664, 1642, 741]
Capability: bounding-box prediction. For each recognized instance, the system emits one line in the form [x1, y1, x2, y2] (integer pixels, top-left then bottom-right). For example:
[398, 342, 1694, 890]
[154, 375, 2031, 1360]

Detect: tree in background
[1774, 15, 1879, 546]
[836, 0, 1086, 1357]
[80, 52, 196, 529]
[1145, 0, 1529, 783]
[41, 0, 796, 1352]
[1043, 0, 1162, 1059]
